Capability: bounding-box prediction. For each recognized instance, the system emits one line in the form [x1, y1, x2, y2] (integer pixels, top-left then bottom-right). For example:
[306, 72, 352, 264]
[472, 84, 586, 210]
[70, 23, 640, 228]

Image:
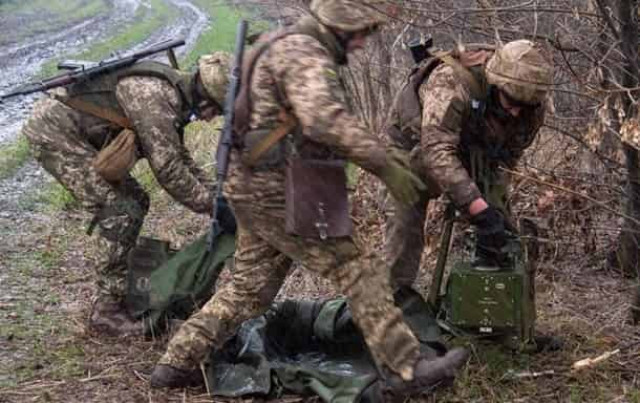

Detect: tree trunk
[612, 0, 640, 278]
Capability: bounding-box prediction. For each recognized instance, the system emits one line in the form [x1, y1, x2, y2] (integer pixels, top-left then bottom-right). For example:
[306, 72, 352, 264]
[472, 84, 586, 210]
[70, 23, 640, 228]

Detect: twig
[594, 0, 621, 41]
[79, 373, 119, 383]
[132, 369, 149, 383]
[201, 362, 211, 397]
[501, 167, 640, 226]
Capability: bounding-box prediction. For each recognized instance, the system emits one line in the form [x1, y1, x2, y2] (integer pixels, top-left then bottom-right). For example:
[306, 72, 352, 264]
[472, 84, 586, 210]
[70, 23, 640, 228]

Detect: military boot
[382, 347, 468, 398]
[150, 364, 204, 388]
[89, 296, 144, 337]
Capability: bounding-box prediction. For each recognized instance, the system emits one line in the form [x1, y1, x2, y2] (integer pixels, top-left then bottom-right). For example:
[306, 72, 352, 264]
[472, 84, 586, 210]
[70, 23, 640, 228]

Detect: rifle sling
[245, 109, 297, 166]
[56, 95, 133, 129]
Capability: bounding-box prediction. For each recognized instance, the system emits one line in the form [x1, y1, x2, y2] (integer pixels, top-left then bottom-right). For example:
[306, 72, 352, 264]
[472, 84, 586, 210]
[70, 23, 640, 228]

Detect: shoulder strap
[234, 29, 304, 166]
[233, 29, 298, 137]
[245, 110, 297, 166]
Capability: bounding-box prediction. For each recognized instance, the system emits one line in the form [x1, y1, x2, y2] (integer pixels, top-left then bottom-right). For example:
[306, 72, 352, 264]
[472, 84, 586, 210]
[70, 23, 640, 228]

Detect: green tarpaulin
[128, 232, 447, 402]
[128, 232, 235, 335]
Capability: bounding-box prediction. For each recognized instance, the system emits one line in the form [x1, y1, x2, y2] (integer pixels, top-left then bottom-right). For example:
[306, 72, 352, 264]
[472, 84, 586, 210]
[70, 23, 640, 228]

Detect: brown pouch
[93, 129, 138, 183]
[285, 158, 352, 239]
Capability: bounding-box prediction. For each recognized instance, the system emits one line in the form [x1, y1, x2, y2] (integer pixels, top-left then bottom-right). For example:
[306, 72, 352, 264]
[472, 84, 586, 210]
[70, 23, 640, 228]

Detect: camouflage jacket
[416, 62, 545, 208]
[114, 75, 214, 214]
[30, 66, 216, 214]
[226, 17, 387, 200]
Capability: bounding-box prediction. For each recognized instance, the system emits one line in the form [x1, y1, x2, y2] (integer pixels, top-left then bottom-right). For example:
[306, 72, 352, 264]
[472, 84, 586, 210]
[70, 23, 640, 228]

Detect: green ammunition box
[444, 259, 535, 347]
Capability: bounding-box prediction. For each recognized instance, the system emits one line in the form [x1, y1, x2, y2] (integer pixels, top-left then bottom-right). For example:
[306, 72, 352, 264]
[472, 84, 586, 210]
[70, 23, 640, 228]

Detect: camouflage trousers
[22, 96, 149, 301]
[160, 169, 420, 379]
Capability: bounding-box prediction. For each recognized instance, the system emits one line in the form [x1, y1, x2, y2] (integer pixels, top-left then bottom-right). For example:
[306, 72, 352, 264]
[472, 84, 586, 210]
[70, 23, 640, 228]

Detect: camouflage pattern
[159, 17, 422, 381]
[160, 189, 418, 379]
[485, 40, 553, 105]
[417, 62, 544, 208]
[198, 51, 232, 107]
[21, 72, 222, 300]
[385, 60, 545, 288]
[310, 0, 388, 32]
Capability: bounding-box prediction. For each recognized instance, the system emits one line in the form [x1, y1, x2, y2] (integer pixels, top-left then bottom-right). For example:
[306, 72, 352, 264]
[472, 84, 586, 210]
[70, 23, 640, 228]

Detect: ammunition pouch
[93, 129, 138, 183]
[285, 158, 352, 240]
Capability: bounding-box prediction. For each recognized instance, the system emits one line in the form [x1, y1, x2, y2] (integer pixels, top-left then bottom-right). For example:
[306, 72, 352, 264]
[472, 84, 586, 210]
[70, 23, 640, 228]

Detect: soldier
[21, 52, 231, 336]
[384, 40, 553, 287]
[151, 0, 468, 396]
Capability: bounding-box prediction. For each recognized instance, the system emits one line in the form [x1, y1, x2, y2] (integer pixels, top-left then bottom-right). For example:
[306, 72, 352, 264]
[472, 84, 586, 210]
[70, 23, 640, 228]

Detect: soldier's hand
[381, 148, 426, 206]
[470, 205, 512, 267]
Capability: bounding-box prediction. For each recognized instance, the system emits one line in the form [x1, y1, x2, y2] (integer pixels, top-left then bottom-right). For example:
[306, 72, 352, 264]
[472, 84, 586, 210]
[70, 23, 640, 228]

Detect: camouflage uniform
[159, 7, 425, 381]
[385, 45, 548, 287]
[21, 55, 229, 303]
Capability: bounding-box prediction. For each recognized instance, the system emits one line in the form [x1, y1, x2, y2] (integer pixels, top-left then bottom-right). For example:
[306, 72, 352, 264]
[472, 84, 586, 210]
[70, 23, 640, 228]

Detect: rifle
[207, 20, 248, 249]
[0, 38, 185, 101]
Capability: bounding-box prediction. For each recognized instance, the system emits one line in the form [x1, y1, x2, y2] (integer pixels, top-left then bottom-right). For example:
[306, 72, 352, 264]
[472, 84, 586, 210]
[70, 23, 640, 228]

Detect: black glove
[470, 205, 511, 268]
[214, 196, 237, 235]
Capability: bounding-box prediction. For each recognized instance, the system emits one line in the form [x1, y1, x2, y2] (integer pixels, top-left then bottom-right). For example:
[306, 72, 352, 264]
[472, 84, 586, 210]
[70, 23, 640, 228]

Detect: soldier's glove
[470, 205, 512, 268]
[212, 196, 237, 235]
[380, 148, 426, 206]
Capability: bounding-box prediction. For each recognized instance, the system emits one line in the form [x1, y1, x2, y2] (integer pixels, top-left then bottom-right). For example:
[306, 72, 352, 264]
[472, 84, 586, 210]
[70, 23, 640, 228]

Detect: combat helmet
[198, 51, 231, 106]
[485, 40, 553, 105]
[310, 0, 389, 32]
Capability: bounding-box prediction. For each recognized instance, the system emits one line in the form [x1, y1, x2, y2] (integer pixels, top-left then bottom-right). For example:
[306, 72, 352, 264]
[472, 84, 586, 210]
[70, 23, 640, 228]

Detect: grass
[182, 2, 246, 68]
[0, 251, 84, 388]
[0, 136, 31, 180]
[38, 183, 78, 211]
[39, 0, 175, 77]
[182, 1, 270, 68]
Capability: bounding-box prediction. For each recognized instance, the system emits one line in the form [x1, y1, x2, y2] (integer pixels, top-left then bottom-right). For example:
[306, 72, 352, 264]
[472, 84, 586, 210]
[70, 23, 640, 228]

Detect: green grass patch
[182, 1, 270, 69]
[40, 0, 175, 77]
[34, 248, 66, 270]
[131, 159, 161, 196]
[38, 183, 78, 211]
[1, 315, 85, 387]
[182, 3, 246, 69]
[0, 136, 31, 180]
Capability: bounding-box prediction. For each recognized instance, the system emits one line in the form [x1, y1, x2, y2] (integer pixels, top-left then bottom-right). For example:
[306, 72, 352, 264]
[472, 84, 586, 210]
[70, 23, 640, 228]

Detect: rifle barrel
[1, 38, 186, 101]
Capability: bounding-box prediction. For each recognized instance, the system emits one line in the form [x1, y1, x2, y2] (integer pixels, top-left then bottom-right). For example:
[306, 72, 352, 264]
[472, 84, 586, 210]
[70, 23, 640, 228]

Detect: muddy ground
[1, 1, 640, 402]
